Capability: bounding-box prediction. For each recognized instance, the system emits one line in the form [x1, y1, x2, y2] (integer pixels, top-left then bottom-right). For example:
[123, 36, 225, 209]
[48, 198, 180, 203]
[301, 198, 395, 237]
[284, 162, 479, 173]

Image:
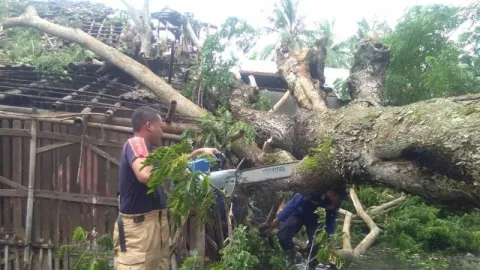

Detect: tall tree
[383, 5, 480, 106]
[120, 0, 152, 58]
[309, 20, 352, 68]
[347, 18, 392, 56]
[260, 0, 309, 60]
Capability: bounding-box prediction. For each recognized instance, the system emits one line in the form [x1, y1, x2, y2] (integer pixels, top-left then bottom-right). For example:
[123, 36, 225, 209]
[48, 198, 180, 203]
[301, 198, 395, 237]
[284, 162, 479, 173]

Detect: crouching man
[114, 106, 219, 270]
[269, 185, 349, 268]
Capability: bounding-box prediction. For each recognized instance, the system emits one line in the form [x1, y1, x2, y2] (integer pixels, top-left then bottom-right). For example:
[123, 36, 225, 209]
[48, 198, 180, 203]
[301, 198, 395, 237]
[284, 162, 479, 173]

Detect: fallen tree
[3, 5, 480, 264]
[3, 5, 479, 210]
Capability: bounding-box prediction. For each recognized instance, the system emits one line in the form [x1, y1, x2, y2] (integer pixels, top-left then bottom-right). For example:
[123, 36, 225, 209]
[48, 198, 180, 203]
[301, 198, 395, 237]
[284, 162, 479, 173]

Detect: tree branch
[278, 50, 328, 112]
[2, 6, 205, 117]
[120, 0, 142, 27]
[349, 189, 381, 257]
[183, 16, 201, 49]
[229, 80, 297, 153]
[367, 193, 406, 216]
[269, 91, 290, 112]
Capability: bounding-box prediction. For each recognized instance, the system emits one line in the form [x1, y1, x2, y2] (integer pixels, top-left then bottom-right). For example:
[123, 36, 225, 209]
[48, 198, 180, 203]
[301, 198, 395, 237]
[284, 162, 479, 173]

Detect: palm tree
[347, 18, 392, 52]
[259, 0, 310, 60]
[312, 20, 352, 68]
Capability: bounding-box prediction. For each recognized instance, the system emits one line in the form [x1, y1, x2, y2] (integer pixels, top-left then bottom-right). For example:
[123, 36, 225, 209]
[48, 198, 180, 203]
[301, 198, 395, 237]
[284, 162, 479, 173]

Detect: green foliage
[180, 226, 293, 270]
[307, 20, 353, 68]
[180, 251, 204, 270]
[57, 227, 113, 270]
[383, 5, 480, 106]
[218, 226, 294, 270]
[249, 92, 273, 111]
[181, 108, 255, 151]
[0, 28, 92, 73]
[185, 17, 258, 110]
[73, 226, 88, 242]
[333, 78, 350, 100]
[313, 208, 346, 269]
[142, 141, 215, 228]
[383, 197, 480, 269]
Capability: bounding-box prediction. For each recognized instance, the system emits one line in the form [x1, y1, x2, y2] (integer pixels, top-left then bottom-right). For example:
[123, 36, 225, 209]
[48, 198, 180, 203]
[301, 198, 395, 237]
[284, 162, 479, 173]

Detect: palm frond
[259, 43, 277, 60]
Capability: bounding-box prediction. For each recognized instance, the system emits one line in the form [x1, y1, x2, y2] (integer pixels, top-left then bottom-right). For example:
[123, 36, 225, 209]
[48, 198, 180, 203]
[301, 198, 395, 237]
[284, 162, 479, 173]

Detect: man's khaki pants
[113, 209, 169, 270]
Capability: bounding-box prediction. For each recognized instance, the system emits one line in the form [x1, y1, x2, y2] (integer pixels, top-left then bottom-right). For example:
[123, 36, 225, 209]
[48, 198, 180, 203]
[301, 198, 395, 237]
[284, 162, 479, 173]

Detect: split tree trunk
[230, 41, 480, 211]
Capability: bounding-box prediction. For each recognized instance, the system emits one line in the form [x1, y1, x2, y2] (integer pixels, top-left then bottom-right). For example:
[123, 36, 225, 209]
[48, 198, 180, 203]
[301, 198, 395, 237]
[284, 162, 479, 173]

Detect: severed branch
[349, 189, 381, 257]
[339, 209, 353, 255]
[367, 193, 406, 217]
[2, 6, 205, 117]
[337, 192, 407, 261]
[269, 91, 290, 112]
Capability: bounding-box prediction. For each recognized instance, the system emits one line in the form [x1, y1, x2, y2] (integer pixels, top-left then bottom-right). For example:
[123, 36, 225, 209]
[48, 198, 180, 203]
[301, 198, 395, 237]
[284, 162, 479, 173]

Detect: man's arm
[126, 137, 152, 184]
[131, 158, 151, 184]
[324, 208, 339, 235]
[186, 147, 219, 159]
[128, 140, 219, 184]
[271, 193, 304, 228]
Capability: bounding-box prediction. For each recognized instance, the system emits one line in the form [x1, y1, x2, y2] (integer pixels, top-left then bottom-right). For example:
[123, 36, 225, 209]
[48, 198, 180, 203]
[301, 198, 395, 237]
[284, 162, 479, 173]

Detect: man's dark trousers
[277, 215, 320, 260]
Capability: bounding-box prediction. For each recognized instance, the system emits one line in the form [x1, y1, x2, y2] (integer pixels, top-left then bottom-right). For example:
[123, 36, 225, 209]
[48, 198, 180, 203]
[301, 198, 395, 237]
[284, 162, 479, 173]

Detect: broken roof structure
[0, 1, 204, 267]
[237, 59, 350, 99]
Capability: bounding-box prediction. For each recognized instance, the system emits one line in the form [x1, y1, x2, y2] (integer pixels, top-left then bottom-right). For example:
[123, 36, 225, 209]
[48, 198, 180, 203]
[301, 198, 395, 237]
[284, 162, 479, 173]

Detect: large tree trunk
[230, 41, 480, 211]
[2, 6, 204, 117]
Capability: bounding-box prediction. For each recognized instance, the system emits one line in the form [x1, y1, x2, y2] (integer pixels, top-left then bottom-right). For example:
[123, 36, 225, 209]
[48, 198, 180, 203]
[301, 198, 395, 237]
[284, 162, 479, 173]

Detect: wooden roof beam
[51, 71, 112, 111]
[73, 77, 121, 126]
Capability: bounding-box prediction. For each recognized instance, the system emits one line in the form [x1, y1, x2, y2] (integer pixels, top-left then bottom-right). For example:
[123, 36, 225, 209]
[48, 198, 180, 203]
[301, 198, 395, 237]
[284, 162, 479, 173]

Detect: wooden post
[47, 241, 52, 270]
[23, 118, 37, 269]
[165, 100, 177, 123]
[188, 216, 205, 266]
[168, 40, 175, 84]
[248, 75, 258, 89]
[4, 235, 9, 270]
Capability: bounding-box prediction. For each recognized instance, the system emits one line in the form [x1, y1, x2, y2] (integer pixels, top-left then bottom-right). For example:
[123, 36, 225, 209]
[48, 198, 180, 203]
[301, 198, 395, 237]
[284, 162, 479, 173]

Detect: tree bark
[183, 16, 201, 49]
[2, 6, 205, 117]
[230, 40, 480, 211]
[120, 0, 152, 58]
[347, 40, 390, 106]
[234, 92, 480, 210]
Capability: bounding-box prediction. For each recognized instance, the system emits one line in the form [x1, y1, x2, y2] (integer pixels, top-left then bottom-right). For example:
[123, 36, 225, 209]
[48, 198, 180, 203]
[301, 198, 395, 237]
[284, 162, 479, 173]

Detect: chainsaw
[188, 152, 298, 196]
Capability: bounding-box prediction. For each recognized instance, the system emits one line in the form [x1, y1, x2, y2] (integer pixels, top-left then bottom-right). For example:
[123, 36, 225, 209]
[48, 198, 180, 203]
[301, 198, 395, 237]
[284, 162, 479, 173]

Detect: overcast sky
[88, 0, 476, 60]
[92, 0, 475, 40]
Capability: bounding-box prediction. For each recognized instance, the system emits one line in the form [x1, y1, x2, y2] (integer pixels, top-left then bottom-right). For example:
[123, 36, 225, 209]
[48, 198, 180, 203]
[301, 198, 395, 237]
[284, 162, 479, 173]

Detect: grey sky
[92, 0, 475, 40]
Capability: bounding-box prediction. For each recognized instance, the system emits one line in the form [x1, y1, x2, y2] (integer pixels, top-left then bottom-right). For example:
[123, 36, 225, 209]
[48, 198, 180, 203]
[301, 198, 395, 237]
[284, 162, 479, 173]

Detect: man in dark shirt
[113, 106, 218, 270]
[269, 185, 349, 268]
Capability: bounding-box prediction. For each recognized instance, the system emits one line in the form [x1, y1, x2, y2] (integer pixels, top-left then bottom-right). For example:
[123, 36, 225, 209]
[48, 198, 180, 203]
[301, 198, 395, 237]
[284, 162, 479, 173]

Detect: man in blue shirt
[113, 106, 218, 270]
[270, 185, 349, 266]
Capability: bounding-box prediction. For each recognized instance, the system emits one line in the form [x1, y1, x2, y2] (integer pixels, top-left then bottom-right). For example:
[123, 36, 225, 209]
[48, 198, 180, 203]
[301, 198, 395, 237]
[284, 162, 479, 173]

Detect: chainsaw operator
[113, 106, 219, 270]
[269, 185, 349, 266]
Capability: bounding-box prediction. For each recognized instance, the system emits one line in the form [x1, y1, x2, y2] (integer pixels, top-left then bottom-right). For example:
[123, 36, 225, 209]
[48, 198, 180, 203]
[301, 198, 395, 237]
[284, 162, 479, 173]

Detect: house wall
[0, 114, 177, 269]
